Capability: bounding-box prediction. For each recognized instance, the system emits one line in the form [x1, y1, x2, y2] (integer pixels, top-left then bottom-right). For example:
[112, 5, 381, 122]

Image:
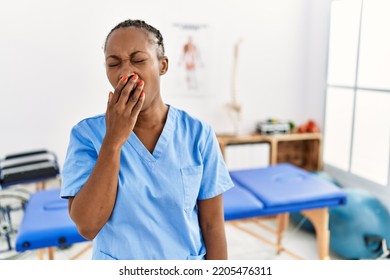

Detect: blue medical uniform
[60, 106, 234, 260]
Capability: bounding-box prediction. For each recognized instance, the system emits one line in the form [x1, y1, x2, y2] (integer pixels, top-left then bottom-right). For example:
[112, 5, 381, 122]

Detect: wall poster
[165, 22, 212, 97]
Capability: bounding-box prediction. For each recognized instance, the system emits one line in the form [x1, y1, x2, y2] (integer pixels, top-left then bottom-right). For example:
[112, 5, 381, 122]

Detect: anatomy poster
[165, 22, 212, 97]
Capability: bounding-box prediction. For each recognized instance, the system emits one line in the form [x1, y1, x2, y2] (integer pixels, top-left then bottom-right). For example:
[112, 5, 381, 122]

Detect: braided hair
[104, 19, 165, 58]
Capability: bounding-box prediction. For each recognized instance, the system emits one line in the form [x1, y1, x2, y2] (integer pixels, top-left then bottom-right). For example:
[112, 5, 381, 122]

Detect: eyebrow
[105, 51, 147, 61]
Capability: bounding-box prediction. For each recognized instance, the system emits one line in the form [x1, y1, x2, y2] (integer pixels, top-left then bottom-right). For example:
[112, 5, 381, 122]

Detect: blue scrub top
[60, 106, 234, 260]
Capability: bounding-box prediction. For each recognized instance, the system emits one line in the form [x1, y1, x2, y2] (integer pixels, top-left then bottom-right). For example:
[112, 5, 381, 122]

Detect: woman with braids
[60, 19, 234, 260]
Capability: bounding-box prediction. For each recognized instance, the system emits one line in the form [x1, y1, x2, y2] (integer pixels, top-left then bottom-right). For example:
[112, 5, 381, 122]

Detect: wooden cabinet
[217, 133, 322, 171]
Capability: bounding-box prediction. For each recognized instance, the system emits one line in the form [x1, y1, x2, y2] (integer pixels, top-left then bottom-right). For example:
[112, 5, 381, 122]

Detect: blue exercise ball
[329, 189, 390, 259]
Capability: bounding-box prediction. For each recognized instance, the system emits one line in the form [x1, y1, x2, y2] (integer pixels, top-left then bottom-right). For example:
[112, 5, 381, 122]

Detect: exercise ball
[329, 189, 390, 259]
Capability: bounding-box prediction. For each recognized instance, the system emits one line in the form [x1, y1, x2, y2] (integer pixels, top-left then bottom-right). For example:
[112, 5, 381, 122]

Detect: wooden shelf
[217, 133, 322, 171]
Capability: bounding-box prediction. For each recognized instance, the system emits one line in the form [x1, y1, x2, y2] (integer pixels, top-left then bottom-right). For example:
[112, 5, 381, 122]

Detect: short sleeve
[197, 126, 234, 200]
[60, 125, 98, 198]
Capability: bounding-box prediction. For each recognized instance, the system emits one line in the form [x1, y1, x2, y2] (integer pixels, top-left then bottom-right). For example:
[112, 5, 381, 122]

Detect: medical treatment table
[15, 188, 87, 259]
[1, 150, 88, 260]
[0, 150, 62, 259]
[223, 163, 347, 260]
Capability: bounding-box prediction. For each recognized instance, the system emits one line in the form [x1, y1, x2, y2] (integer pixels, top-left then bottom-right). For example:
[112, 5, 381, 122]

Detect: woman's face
[104, 27, 167, 109]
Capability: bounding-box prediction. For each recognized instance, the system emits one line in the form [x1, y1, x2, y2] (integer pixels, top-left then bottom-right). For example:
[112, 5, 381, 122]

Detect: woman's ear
[159, 56, 169, 75]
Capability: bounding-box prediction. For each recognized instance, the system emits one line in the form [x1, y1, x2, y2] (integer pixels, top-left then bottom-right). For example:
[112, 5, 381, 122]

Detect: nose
[119, 73, 136, 82]
[119, 60, 135, 81]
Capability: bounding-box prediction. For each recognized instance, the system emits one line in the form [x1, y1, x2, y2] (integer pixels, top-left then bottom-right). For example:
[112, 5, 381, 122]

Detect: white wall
[0, 0, 332, 167]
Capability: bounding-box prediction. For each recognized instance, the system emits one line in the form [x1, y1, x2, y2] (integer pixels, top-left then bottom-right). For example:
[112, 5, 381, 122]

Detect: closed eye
[132, 59, 146, 64]
[105, 54, 147, 67]
[106, 59, 121, 68]
[107, 62, 120, 67]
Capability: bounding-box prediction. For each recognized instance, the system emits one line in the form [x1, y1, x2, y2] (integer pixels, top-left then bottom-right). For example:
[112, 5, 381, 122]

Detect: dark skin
[67, 27, 227, 260]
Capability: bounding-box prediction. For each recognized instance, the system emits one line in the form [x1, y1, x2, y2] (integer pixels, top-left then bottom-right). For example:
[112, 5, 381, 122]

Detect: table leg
[276, 213, 289, 254]
[301, 208, 330, 260]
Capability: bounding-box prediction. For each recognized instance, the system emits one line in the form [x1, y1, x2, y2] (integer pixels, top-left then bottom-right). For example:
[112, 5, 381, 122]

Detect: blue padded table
[224, 179, 265, 221]
[223, 163, 347, 259]
[15, 188, 87, 259]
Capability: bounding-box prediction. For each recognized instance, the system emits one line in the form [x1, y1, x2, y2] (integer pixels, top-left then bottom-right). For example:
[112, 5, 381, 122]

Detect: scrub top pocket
[181, 165, 203, 213]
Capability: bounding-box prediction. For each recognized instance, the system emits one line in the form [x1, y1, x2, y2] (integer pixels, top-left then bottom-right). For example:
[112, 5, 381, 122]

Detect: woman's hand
[105, 74, 145, 148]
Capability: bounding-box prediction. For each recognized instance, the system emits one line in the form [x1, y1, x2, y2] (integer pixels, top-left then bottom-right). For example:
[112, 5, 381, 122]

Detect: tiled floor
[7, 216, 343, 260]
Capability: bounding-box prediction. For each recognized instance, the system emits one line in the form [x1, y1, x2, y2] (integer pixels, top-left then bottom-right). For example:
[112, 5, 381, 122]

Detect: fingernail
[132, 74, 138, 80]
[121, 75, 127, 82]
[137, 80, 144, 87]
[140, 91, 145, 97]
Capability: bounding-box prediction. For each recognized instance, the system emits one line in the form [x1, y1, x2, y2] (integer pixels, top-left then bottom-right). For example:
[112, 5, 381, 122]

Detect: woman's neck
[135, 96, 168, 130]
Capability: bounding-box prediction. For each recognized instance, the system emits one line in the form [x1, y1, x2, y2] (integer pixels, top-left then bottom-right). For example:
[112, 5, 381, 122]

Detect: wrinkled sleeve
[197, 126, 234, 200]
[60, 125, 98, 198]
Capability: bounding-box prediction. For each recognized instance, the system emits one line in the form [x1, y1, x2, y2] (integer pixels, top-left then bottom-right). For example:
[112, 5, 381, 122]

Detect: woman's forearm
[202, 224, 228, 260]
[198, 195, 228, 260]
[69, 138, 122, 240]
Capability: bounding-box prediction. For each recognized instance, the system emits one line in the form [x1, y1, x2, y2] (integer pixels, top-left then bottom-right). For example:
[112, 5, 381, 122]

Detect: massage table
[223, 163, 347, 260]
[0, 150, 61, 259]
[15, 188, 87, 259]
[1, 150, 88, 260]
[14, 163, 346, 260]
[16, 188, 86, 259]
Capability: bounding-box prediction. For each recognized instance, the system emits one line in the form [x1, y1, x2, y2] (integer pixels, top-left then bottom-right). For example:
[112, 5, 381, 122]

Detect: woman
[61, 19, 234, 260]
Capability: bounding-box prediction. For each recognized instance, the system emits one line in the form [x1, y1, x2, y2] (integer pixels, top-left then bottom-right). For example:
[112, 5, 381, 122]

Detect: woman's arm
[68, 139, 122, 240]
[198, 194, 228, 260]
[68, 75, 145, 240]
